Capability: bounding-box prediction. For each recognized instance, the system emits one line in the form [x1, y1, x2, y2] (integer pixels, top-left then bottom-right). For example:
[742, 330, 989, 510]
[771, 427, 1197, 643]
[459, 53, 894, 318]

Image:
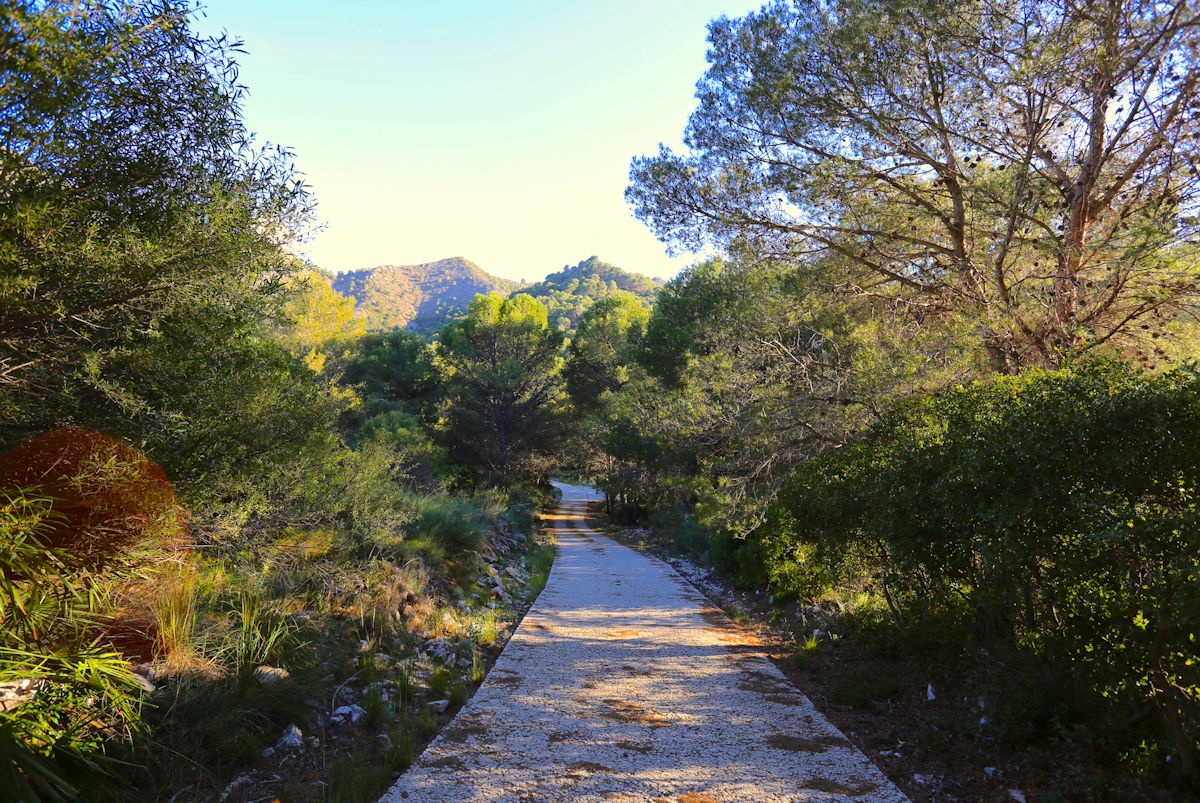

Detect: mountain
[519, 256, 661, 334]
[332, 257, 523, 334]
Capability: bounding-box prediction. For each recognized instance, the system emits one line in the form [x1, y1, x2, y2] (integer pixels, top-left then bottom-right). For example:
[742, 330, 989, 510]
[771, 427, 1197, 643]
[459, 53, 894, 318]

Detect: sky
[193, 0, 766, 283]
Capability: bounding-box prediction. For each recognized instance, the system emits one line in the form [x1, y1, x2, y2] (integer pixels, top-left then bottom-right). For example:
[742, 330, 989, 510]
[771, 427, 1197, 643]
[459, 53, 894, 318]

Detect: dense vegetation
[520, 256, 658, 336]
[582, 0, 1200, 793]
[4, 0, 1198, 798]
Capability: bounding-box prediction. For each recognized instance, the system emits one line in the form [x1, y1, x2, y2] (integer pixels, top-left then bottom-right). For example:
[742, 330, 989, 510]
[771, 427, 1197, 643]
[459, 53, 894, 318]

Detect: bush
[0, 428, 186, 569]
[767, 361, 1200, 780]
[411, 496, 487, 556]
[672, 517, 711, 558]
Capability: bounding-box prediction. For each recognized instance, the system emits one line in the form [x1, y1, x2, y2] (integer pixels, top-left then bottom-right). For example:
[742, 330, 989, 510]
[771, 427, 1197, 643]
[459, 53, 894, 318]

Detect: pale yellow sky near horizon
[197, 0, 766, 283]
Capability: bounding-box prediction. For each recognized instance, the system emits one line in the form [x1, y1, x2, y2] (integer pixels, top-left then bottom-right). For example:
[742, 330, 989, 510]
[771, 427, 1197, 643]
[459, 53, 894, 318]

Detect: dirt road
[380, 482, 907, 802]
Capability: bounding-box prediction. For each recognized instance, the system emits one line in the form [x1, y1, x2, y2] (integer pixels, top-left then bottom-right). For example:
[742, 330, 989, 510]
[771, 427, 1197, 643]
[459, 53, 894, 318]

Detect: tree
[435, 293, 567, 485]
[628, 0, 1200, 372]
[594, 256, 974, 531]
[277, 268, 363, 375]
[520, 256, 659, 336]
[0, 0, 311, 441]
[563, 291, 650, 413]
[342, 329, 439, 421]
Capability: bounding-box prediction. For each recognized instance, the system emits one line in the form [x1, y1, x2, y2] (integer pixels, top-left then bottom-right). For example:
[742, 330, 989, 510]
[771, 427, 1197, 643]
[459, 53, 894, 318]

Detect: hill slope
[332, 257, 522, 333]
[519, 256, 660, 333]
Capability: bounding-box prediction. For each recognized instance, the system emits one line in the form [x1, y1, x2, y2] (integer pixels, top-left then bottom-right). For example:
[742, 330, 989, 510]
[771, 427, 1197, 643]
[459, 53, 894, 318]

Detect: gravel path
[380, 483, 908, 802]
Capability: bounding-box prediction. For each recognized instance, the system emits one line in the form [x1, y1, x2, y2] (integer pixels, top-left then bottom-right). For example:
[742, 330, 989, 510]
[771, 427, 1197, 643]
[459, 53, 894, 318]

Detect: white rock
[1008, 791, 1027, 803]
[926, 683, 936, 701]
[332, 704, 367, 724]
[428, 699, 450, 713]
[275, 724, 303, 751]
[984, 766, 998, 777]
[913, 774, 927, 785]
[0, 679, 40, 713]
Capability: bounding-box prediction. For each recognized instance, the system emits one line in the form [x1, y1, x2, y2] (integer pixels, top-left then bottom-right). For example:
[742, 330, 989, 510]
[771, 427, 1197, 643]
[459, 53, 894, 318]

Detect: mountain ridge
[331, 256, 523, 333]
[331, 255, 662, 335]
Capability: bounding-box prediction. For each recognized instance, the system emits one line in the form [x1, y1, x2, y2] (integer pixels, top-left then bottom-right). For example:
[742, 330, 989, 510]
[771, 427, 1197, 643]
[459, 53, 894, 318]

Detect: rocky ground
[201, 522, 553, 803]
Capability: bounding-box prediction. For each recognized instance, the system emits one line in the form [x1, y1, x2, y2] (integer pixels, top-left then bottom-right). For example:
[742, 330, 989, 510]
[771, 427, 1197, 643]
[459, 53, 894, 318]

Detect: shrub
[410, 495, 487, 557]
[768, 361, 1200, 780]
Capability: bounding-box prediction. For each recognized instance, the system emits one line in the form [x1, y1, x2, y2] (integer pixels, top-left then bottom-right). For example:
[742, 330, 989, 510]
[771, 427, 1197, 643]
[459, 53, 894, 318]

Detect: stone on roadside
[275, 724, 303, 751]
[131, 673, 157, 693]
[332, 704, 367, 725]
[0, 679, 40, 713]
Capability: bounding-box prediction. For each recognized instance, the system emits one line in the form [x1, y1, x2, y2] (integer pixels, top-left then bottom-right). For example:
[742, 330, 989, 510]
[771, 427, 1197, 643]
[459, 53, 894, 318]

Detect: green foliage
[564, 291, 649, 413]
[519, 256, 657, 336]
[219, 592, 298, 682]
[342, 329, 439, 421]
[671, 517, 712, 560]
[526, 543, 557, 597]
[597, 256, 974, 532]
[628, 0, 1200, 371]
[411, 496, 487, 557]
[436, 293, 568, 486]
[1, 0, 311, 442]
[0, 488, 146, 801]
[276, 268, 364, 375]
[766, 362, 1200, 778]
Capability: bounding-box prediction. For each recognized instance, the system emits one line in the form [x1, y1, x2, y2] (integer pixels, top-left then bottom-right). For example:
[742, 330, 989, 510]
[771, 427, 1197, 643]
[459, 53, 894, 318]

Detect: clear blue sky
[194, 0, 765, 282]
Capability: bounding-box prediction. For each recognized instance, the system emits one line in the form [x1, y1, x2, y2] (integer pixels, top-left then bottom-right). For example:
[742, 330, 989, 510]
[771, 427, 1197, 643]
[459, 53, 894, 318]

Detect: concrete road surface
[380, 482, 908, 803]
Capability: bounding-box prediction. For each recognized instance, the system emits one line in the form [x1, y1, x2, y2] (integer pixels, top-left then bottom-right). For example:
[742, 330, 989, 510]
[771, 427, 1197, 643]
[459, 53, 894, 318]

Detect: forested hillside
[518, 256, 659, 335]
[332, 257, 523, 333]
